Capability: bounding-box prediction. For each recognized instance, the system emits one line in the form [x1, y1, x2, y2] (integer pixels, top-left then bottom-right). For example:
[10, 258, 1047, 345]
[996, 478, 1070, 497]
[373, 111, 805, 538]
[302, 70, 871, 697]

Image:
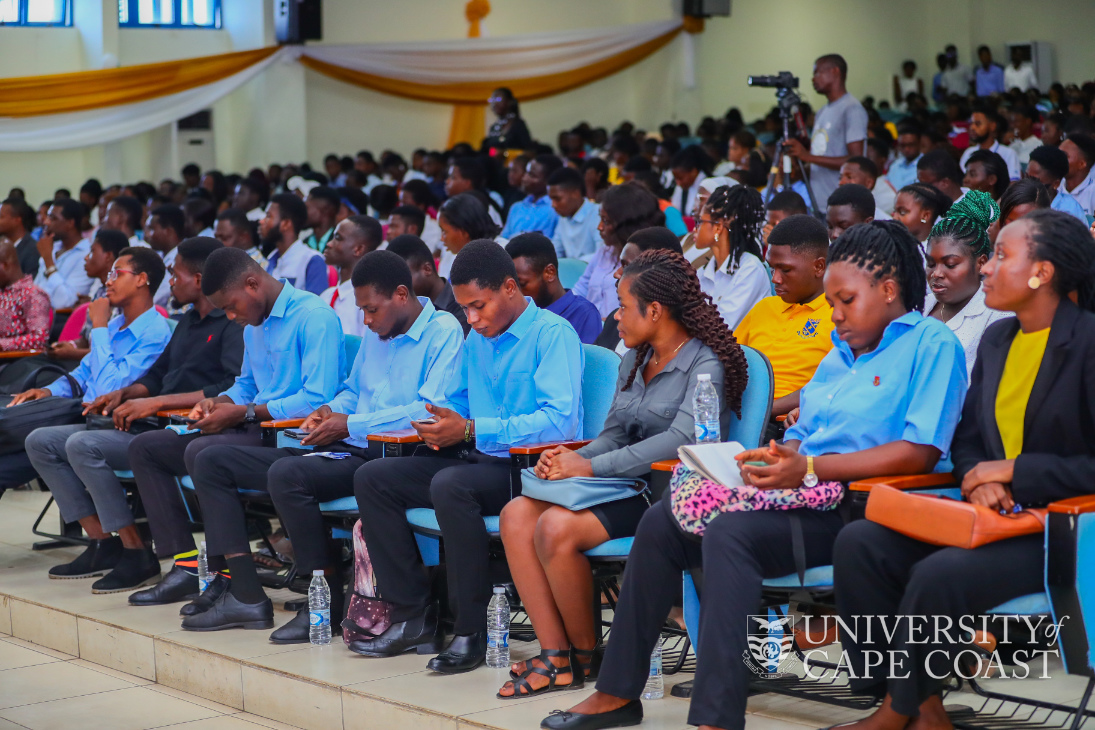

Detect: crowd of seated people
[0, 56, 1093, 730]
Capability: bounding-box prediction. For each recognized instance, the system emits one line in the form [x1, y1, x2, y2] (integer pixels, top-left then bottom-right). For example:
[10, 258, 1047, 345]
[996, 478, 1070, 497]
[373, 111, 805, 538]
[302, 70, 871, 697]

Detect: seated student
[1025, 144, 1089, 223]
[547, 167, 601, 261]
[668, 146, 710, 219]
[679, 176, 738, 267]
[262, 193, 328, 295]
[506, 233, 601, 344]
[693, 185, 770, 329]
[1060, 134, 1095, 217]
[0, 197, 41, 277]
[25, 239, 242, 592]
[320, 216, 383, 337]
[962, 148, 1010, 201]
[34, 198, 95, 309]
[386, 234, 470, 336]
[233, 178, 267, 222]
[734, 215, 833, 423]
[832, 209, 1095, 730]
[838, 156, 894, 219]
[436, 193, 503, 279]
[890, 182, 953, 250]
[761, 190, 808, 249]
[183, 251, 465, 637]
[498, 249, 745, 698]
[630, 171, 689, 239]
[574, 183, 664, 321]
[501, 155, 563, 239]
[887, 124, 924, 191]
[215, 208, 267, 268]
[445, 156, 504, 226]
[386, 205, 426, 243]
[999, 179, 1053, 228]
[144, 205, 185, 309]
[547, 221, 968, 730]
[349, 240, 584, 673]
[182, 198, 217, 239]
[826, 184, 877, 240]
[0, 239, 49, 352]
[303, 186, 340, 252]
[127, 248, 344, 608]
[99, 195, 147, 249]
[917, 148, 966, 203]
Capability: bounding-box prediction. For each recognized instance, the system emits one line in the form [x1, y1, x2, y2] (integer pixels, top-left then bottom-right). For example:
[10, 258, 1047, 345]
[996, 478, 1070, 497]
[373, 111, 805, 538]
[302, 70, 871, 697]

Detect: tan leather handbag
[864, 485, 1047, 549]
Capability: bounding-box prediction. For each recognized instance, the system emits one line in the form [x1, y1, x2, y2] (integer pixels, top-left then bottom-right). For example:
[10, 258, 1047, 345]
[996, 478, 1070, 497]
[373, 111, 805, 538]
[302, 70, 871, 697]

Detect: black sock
[225, 555, 266, 604]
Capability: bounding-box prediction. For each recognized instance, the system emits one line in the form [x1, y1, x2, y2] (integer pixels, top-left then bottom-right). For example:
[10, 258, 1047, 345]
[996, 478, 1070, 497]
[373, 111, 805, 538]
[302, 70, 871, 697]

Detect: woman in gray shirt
[496, 249, 749, 699]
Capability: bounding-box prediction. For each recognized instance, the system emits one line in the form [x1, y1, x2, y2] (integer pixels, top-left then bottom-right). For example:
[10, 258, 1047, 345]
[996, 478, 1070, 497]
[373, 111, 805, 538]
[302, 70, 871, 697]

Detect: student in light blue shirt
[501, 155, 562, 239]
[183, 251, 465, 639]
[887, 125, 924, 192]
[547, 168, 602, 261]
[351, 240, 583, 671]
[1026, 145, 1090, 224]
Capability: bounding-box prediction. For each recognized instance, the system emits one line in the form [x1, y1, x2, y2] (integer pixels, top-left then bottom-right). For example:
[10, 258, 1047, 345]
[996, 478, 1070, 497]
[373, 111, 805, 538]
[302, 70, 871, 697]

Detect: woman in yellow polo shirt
[831, 209, 1095, 730]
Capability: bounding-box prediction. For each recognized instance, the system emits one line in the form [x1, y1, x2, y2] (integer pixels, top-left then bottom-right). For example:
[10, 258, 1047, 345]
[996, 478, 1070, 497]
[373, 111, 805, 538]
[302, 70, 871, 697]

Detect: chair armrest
[261, 418, 305, 429]
[848, 473, 957, 493]
[1048, 495, 1095, 515]
[0, 350, 43, 360]
[652, 459, 680, 472]
[366, 429, 424, 444]
[55, 307, 74, 315]
[775, 415, 786, 423]
[509, 440, 592, 456]
[156, 408, 192, 418]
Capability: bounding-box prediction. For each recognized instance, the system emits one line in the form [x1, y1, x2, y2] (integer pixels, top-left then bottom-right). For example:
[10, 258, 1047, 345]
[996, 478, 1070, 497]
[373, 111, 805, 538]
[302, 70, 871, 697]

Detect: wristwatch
[245, 403, 258, 424]
[803, 456, 818, 488]
[44, 266, 58, 277]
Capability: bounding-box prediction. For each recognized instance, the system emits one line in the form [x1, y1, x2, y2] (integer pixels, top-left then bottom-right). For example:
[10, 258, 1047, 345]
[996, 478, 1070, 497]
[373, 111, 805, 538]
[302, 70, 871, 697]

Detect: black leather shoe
[180, 590, 273, 631]
[179, 574, 231, 617]
[540, 700, 643, 729]
[348, 603, 443, 657]
[270, 583, 343, 644]
[427, 631, 487, 674]
[92, 547, 161, 594]
[129, 564, 200, 606]
[48, 537, 122, 579]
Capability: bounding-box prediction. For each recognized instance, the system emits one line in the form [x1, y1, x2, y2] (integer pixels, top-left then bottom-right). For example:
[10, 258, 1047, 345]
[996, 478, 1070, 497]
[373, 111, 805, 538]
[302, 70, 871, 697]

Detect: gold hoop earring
[1028, 276, 1041, 290]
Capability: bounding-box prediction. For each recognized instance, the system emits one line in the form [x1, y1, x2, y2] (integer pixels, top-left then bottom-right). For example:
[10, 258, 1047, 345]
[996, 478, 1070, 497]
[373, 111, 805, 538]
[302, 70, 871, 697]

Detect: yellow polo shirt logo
[797, 318, 821, 339]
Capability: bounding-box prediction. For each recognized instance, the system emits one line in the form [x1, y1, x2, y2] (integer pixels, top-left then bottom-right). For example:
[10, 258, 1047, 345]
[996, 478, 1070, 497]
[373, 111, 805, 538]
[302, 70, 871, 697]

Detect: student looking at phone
[181, 250, 465, 642]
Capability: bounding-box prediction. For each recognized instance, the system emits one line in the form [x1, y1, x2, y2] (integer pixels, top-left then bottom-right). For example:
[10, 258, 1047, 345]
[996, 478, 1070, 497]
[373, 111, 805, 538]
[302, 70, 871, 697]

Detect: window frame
[0, 0, 72, 27]
[118, 0, 222, 29]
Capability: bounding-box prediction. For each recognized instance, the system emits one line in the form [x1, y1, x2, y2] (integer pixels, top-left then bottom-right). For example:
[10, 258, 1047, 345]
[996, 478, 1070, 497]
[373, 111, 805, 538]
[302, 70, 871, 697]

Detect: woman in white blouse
[923, 190, 1010, 376]
[692, 184, 771, 330]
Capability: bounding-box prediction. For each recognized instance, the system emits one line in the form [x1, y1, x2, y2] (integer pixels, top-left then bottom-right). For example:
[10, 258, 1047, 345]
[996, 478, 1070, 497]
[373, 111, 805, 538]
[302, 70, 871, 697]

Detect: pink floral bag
[669, 464, 845, 537]
[341, 520, 392, 644]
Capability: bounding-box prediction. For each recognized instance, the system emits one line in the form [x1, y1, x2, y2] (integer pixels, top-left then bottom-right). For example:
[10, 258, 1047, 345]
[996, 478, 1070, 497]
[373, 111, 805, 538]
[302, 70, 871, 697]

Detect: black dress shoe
[48, 537, 122, 579]
[540, 700, 643, 729]
[180, 590, 273, 631]
[179, 574, 231, 617]
[426, 631, 487, 674]
[129, 564, 200, 607]
[92, 547, 161, 594]
[348, 603, 443, 657]
[270, 584, 343, 644]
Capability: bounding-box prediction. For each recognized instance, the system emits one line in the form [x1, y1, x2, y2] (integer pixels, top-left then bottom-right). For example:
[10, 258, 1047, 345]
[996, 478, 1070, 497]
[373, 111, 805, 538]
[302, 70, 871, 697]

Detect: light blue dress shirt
[887, 154, 922, 192]
[327, 298, 465, 447]
[452, 298, 584, 458]
[552, 199, 602, 261]
[34, 238, 94, 309]
[47, 307, 171, 401]
[785, 312, 968, 470]
[572, 244, 620, 319]
[221, 281, 345, 420]
[501, 195, 560, 239]
[975, 64, 1005, 97]
[1051, 189, 1088, 223]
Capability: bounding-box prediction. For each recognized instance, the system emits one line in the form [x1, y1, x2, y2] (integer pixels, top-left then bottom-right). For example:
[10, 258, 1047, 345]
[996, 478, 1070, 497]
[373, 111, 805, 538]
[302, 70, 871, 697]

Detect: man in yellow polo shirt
[735, 214, 834, 429]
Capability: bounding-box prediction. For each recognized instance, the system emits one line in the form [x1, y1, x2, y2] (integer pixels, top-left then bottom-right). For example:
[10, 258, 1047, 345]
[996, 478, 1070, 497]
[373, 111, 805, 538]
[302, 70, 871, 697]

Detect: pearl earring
[1028, 276, 1041, 290]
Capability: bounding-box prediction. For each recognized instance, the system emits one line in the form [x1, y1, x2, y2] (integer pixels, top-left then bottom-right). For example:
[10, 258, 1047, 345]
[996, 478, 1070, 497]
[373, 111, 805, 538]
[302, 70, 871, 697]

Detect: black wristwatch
[245, 403, 257, 424]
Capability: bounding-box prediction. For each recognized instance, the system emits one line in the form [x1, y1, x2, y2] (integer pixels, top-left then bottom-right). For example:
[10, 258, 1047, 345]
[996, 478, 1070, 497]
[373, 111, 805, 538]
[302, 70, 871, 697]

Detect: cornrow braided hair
[619, 249, 748, 417]
[898, 182, 952, 223]
[704, 184, 764, 273]
[1024, 209, 1095, 312]
[829, 220, 927, 313]
[929, 189, 999, 259]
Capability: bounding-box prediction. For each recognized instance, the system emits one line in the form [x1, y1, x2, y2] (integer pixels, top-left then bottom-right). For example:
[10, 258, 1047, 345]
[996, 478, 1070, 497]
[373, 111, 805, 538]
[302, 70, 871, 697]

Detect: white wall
[2, 0, 1094, 202]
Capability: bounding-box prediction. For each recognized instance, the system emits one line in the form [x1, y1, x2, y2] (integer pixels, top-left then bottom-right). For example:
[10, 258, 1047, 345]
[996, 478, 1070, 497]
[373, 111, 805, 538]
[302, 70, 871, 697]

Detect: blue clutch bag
[519, 468, 648, 511]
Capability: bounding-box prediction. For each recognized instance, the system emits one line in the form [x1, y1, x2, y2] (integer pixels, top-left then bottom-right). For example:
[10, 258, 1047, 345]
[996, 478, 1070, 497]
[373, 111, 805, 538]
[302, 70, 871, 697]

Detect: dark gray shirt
[577, 338, 730, 478]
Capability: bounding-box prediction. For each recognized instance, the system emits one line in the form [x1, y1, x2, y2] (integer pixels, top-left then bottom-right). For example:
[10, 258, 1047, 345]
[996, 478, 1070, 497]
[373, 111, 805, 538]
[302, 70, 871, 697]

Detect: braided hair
[619, 249, 748, 416]
[1023, 209, 1095, 311]
[704, 184, 764, 272]
[829, 220, 927, 313]
[928, 189, 999, 259]
[898, 183, 952, 224]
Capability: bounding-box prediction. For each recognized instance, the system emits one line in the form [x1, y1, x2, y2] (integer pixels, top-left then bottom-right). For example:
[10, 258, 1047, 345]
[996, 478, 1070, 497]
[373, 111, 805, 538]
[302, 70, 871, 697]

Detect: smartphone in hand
[284, 428, 310, 440]
[413, 417, 439, 425]
[170, 415, 198, 426]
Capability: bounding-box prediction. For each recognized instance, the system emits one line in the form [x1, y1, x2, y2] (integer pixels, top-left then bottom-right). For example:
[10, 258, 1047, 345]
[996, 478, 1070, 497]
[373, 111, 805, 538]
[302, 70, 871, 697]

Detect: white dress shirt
[321, 279, 366, 338]
[696, 251, 771, 330]
[154, 247, 178, 310]
[34, 238, 94, 309]
[245, 207, 265, 222]
[959, 141, 1021, 181]
[924, 286, 1010, 378]
[1009, 135, 1042, 166]
[1062, 168, 1095, 217]
[1003, 63, 1039, 92]
[421, 215, 443, 255]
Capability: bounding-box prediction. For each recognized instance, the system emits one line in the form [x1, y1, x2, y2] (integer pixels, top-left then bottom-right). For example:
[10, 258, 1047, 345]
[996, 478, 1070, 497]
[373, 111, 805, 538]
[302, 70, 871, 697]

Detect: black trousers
[353, 452, 511, 636]
[833, 520, 1044, 716]
[596, 502, 844, 730]
[127, 426, 262, 559]
[192, 443, 367, 572]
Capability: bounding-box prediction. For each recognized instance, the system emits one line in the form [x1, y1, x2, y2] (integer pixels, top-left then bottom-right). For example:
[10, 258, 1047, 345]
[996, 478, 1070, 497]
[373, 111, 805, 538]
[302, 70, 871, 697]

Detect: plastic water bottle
[308, 570, 332, 646]
[642, 638, 664, 699]
[486, 585, 511, 668]
[197, 541, 210, 593]
[692, 373, 720, 444]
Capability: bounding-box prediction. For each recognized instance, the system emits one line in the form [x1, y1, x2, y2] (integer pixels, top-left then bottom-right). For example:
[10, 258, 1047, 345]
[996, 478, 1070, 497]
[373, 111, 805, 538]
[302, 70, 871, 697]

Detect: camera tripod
[762, 89, 823, 217]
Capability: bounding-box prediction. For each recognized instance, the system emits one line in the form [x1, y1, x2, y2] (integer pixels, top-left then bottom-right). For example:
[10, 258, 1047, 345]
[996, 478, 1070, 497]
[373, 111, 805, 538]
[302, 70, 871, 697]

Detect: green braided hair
[928, 189, 999, 259]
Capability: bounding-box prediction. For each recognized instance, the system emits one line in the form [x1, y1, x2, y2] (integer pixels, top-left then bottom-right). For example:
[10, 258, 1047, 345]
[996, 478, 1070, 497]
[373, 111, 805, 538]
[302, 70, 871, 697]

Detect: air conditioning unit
[176, 110, 215, 175]
[1004, 41, 1054, 92]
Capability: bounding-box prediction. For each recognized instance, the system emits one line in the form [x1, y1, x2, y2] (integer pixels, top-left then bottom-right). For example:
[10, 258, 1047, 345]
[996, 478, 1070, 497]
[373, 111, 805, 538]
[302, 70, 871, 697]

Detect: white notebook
[677, 441, 746, 487]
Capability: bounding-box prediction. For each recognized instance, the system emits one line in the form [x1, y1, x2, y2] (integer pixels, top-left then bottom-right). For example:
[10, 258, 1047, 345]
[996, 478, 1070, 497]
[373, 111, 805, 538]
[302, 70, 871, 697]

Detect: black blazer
[951, 299, 1095, 506]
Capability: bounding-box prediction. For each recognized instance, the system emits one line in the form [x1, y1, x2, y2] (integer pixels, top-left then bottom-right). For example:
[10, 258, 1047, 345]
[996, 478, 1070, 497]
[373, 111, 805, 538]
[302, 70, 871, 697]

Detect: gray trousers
[25, 424, 136, 533]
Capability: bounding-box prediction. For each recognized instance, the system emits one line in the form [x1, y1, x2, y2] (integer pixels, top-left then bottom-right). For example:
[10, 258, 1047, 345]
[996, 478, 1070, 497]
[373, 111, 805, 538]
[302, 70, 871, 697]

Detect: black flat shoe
[270, 584, 343, 644]
[179, 574, 231, 616]
[48, 537, 122, 579]
[180, 590, 273, 632]
[91, 547, 161, 594]
[427, 631, 486, 674]
[541, 700, 643, 729]
[129, 564, 199, 606]
[348, 603, 443, 658]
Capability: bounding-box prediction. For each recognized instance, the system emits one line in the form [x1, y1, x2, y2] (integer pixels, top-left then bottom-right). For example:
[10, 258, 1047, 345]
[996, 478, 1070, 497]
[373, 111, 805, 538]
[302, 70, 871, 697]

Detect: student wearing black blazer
[832, 209, 1095, 730]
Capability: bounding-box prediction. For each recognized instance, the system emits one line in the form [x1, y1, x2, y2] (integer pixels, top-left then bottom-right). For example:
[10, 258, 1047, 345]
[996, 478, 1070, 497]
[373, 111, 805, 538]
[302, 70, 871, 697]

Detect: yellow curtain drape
[447, 0, 492, 148]
[0, 47, 279, 118]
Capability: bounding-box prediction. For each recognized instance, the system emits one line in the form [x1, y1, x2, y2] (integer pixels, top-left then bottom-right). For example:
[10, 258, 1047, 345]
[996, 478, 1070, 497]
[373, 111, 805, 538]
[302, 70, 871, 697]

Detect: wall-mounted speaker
[683, 0, 731, 18]
[275, 0, 322, 44]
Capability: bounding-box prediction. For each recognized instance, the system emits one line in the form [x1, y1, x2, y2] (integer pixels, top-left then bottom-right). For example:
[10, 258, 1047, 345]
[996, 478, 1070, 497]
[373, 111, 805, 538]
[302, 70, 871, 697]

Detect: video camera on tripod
[747, 71, 821, 214]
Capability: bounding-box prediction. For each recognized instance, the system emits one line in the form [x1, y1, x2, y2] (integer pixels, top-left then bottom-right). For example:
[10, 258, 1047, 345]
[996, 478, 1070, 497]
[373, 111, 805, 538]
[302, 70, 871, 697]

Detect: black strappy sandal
[572, 647, 595, 680]
[498, 648, 584, 700]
